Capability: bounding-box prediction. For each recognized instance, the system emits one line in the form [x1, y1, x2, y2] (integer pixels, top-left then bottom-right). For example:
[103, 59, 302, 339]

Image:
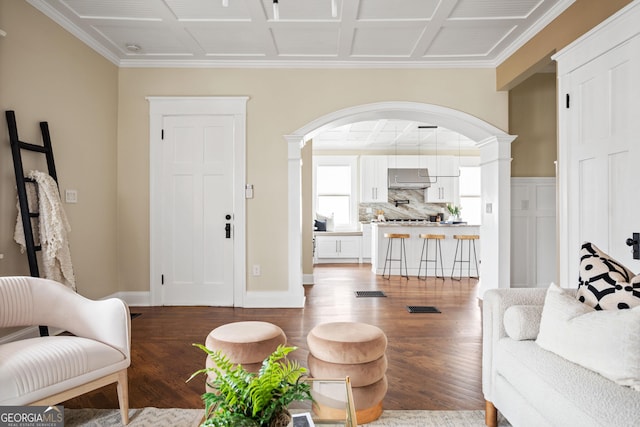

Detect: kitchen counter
[314, 231, 363, 236]
[370, 223, 481, 277]
[371, 222, 480, 227]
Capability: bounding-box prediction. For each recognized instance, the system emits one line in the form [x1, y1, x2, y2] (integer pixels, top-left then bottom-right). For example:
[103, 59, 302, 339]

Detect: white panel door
[562, 35, 640, 285]
[161, 115, 234, 305]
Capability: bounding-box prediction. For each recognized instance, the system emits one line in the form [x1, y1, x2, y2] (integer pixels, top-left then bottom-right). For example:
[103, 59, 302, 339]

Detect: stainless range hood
[388, 168, 431, 189]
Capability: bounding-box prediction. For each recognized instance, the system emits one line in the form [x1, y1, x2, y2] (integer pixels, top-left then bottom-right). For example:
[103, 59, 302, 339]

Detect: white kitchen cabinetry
[426, 176, 458, 203]
[425, 156, 459, 203]
[360, 156, 388, 202]
[361, 223, 372, 262]
[315, 235, 362, 263]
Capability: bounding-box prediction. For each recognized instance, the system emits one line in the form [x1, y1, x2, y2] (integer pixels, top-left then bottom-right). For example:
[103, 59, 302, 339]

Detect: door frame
[147, 96, 248, 306]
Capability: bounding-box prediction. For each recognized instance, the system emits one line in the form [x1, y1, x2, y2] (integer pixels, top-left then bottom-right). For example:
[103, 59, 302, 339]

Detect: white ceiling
[28, 0, 573, 68]
[27, 0, 570, 151]
[312, 119, 477, 152]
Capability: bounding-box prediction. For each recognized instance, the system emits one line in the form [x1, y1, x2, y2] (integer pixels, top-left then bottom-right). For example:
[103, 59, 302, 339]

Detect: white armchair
[0, 276, 131, 424]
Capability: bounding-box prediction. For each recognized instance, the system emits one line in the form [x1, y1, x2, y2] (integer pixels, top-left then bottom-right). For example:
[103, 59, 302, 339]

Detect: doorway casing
[285, 101, 516, 307]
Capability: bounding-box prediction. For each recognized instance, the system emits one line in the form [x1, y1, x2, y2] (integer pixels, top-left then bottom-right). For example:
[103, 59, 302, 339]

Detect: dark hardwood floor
[63, 264, 484, 411]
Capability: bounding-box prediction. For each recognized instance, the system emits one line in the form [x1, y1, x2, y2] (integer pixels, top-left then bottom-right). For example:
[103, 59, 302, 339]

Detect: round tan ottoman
[205, 321, 287, 364]
[306, 322, 388, 424]
[204, 321, 286, 392]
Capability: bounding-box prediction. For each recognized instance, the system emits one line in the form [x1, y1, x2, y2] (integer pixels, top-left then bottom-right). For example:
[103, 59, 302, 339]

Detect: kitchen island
[370, 222, 481, 277]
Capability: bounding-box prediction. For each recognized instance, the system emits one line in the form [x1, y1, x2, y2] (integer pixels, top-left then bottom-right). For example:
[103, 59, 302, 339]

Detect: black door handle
[225, 223, 231, 238]
[626, 233, 639, 259]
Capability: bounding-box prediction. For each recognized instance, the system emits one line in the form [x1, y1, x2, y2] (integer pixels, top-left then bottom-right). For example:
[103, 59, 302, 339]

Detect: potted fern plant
[188, 344, 312, 427]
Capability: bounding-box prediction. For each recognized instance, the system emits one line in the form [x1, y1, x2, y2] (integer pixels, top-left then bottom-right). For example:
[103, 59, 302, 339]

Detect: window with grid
[459, 166, 481, 225]
[314, 157, 358, 230]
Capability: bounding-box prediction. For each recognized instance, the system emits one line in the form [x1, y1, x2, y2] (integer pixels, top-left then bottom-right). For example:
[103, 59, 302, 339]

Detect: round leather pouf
[307, 322, 387, 364]
[307, 353, 387, 387]
[351, 375, 388, 411]
[205, 321, 287, 364]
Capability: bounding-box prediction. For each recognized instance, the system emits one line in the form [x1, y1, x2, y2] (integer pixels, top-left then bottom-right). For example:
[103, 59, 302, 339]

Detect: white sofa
[0, 276, 131, 424]
[482, 287, 640, 427]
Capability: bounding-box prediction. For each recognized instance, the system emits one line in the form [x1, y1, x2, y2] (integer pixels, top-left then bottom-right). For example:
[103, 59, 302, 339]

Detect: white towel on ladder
[14, 170, 76, 290]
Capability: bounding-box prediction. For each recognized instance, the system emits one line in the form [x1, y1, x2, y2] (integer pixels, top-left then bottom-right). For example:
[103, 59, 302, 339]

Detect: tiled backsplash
[359, 189, 446, 221]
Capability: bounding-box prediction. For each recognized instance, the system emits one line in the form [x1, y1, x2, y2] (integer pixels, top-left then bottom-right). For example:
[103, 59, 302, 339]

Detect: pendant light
[222, 0, 228, 7]
[331, 0, 338, 17]
[273, 0, 280, 20]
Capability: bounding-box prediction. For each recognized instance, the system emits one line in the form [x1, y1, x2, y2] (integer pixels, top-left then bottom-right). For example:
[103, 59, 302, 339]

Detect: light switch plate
[65, 189, 78, 203]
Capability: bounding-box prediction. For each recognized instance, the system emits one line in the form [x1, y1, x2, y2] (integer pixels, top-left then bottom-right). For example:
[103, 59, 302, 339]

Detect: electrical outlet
[252, 264, 261, 276]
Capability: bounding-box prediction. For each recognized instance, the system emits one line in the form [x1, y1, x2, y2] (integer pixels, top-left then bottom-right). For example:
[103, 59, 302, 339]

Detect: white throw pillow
[536, 283, 640, 390]
[503, 305, 543, 341]
[316, 212, 335, 231]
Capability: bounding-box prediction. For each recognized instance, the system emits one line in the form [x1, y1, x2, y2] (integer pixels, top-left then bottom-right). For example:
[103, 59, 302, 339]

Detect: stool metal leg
[400, 238, 408, 279]
[436, 239, 445, 279]
[471, 239, 479, 278]
[451, 239, 461, 280]
[417, 239, 427, 280]
[382, 238, 392, 279]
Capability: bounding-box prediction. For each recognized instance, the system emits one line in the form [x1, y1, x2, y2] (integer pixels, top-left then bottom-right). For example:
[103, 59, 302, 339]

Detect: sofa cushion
[495, 338, 640, 427]
[503, 305, 543, 340]
[536, 283, 640, 390]
[577, 242, 640, 310]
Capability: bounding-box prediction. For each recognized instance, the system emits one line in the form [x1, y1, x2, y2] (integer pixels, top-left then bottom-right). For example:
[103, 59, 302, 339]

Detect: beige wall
[117, 67, 508, 293]
[0, 1, 119, 299]
[510, 73, 557, 177]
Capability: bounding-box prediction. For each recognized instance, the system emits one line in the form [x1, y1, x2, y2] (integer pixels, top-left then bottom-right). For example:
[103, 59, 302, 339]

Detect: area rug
[64, 408, 512, 426]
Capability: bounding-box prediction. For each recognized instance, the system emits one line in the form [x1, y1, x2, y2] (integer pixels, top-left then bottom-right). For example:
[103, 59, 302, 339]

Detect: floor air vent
[406, 306, 440, 313]
[355, 291, 387, 298]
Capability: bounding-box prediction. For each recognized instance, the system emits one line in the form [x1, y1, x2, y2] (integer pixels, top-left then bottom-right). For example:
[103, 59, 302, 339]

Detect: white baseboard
[104, 291, 152, 306]
[303, 273, 314, 285]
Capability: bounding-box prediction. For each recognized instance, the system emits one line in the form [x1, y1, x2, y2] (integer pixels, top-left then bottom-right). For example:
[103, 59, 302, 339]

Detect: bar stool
[417, 234, 445, 280]
[382, 233, 410, 279]
[451, 235, 480, 280]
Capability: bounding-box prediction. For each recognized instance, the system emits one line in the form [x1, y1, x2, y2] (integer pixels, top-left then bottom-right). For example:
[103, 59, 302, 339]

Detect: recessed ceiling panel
[450, 0, 546, 19]
[272, 26, 339, 56]
[61, 0, 160, 20]
[261, 0, 338, 20]
[165, 0, 252, 20]
[95, 24, 192, 55]
[426, 24, 514, 57]
[357, 0, 439, 20]
[189, 24, 267, 55]
[351, 25, 424, 56]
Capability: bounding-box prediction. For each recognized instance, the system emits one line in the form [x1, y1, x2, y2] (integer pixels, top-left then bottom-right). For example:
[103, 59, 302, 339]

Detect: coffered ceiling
[28, 0, 573, 68]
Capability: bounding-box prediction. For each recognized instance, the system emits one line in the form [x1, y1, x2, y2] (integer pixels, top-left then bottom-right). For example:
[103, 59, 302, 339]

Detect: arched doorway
[284, 102, 516, 307]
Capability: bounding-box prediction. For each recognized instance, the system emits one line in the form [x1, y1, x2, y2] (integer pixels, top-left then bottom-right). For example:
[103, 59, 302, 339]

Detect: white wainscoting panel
[511, 178, 556, 288]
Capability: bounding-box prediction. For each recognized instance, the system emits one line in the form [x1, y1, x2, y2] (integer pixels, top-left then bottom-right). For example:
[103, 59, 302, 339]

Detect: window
[459, 166, 481, 225]
[314, 156, 358, 230]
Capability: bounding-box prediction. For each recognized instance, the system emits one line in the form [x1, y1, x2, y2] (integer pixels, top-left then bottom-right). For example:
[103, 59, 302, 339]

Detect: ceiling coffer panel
[61, 0, 160, 19]
[164, 0, 252, 20]
[272, 26, 340, 56]
[351, 24, 425, 56]
[357, 0, 439, 20]
[425, 23, 516, 57]
[450, 0, 544, 19]
[189, 24, 268, 55]
[95, 24, 192, 55]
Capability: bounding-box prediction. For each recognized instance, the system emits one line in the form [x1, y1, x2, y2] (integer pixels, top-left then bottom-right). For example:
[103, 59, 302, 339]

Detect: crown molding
[26, 0, 120, 66]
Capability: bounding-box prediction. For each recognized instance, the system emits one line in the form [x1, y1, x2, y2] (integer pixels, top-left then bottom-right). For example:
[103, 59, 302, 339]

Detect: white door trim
[147, 96, 248, 307]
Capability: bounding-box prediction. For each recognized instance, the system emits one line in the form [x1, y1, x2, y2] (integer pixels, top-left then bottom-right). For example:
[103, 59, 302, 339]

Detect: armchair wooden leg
[485, 400, 497, 427]
[117, 370, 130, 425]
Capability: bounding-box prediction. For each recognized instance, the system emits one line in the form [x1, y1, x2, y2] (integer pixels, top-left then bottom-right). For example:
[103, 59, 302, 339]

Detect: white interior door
[160, 115, 234, 305]
[560, 34, 640, 285]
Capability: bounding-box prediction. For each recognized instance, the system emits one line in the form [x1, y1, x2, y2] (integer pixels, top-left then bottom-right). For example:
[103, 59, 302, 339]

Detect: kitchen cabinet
[360, 156, 388, 202]
[315, 235, 362, 263]
[361, 223, 372, 261]
[426, 176, 458, 203]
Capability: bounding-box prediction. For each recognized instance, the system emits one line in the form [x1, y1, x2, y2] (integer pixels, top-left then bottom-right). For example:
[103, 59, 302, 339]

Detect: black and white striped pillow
[577, 242, 640, 310]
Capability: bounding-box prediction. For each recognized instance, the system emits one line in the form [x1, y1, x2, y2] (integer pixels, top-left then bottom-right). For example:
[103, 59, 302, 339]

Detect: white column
[478, 135, 516, 297]
[285, 135, 306, 306]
